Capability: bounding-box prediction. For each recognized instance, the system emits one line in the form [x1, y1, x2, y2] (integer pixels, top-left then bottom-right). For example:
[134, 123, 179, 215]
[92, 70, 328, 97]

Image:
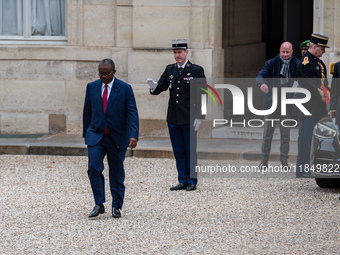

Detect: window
[0, 0, 66, 44]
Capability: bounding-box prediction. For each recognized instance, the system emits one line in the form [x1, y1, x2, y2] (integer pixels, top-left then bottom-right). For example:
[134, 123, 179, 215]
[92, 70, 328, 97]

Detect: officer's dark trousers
[296, 117, 315, 177]
[87, 134, 126, 209]
[168, 123, 197, 185]
[261, 114, 290, 163]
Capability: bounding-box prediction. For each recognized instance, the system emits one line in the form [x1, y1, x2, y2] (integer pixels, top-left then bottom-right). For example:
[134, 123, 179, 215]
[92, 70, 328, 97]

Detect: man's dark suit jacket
[83, 78, 139, 149]
[256, 53, 299, 111]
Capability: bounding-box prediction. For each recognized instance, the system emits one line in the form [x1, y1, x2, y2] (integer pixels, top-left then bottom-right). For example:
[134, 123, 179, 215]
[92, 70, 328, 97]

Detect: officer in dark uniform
[330, 61, 340, 128]
[147, 39, 206, 191]
[294, 33, 330, 177]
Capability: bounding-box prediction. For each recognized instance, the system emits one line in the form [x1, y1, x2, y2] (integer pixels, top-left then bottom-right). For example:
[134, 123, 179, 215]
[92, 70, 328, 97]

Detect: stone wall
[0, 0, 223, 136]
[314, 0, 340, 74]
[1, 0, 339, 136]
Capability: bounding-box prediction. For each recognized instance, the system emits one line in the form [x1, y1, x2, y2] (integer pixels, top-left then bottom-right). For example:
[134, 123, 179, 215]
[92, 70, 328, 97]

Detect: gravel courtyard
[0, 155, 339, 254]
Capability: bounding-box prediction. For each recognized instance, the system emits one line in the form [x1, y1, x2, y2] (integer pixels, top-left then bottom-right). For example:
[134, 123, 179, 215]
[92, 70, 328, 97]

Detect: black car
[310, 117, 340, 188]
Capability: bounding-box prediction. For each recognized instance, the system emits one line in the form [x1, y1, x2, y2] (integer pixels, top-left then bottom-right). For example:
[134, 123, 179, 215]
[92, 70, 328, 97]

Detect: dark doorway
[221, 0, 314, 118]
[262, 0, 284, 60]
[285, 0, 314, 59]
[262, 0, 313, 60]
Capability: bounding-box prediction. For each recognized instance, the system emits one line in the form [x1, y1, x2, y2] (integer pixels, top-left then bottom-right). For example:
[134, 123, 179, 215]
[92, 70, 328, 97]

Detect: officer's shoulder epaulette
[330, 62, 335, 75]
[302, 56, 309, 66]
[167, 63, 176, 68]
[188, 62, 204, 70]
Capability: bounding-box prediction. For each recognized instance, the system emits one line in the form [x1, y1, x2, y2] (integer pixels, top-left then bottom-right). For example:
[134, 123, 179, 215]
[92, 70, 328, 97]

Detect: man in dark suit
[293, 33, 329, 177]
[256, 41, 300, 170]
[83, 58, 139, 218]
[147, 39, 205, 191]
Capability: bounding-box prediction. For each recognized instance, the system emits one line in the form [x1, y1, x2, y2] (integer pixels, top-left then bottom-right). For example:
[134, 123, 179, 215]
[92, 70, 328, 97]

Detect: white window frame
[0, 0, 67, 45]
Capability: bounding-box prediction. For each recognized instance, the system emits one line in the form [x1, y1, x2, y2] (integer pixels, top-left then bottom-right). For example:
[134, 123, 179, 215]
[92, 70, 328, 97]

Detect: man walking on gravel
[83, 58, 139, 218]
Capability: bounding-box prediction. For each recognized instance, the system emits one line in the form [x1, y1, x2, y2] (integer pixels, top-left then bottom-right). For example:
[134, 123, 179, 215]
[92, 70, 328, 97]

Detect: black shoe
[186, 183, 197, 191]
[281, 161, 290, 170]
[170, 183, 187, 191]
[259, 161, 268, 170]
[112, 207, 121, 218]
[89, 204, 105, 218]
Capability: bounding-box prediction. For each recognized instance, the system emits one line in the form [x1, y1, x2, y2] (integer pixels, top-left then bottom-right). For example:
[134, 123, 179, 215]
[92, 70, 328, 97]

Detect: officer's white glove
[193, 119, 202, 131]
[146, 78, 158, 92]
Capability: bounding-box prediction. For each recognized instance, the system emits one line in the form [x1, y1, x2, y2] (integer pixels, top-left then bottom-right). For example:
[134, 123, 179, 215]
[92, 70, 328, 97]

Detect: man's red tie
[103, 84, 108, 134]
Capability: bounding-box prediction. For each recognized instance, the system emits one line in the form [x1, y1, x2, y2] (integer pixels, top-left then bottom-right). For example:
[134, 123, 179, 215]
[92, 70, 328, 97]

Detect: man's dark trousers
[87, 134, 126, 209]
[168, 123, 197, 185]
[261, 113, 290, 163]
[296, 117, 315, 177]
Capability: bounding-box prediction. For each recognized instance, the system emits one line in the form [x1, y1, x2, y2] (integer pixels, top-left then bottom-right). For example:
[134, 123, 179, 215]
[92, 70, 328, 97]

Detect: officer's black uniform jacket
[330, 62, 340, 111]
[330, 62, 340, 125]
[151, 60, 206, 125]
[293, 51, 329, 122]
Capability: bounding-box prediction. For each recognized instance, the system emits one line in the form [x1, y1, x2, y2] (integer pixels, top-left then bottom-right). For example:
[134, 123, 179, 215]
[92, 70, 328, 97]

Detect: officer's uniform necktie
[179, 67, 183, 75]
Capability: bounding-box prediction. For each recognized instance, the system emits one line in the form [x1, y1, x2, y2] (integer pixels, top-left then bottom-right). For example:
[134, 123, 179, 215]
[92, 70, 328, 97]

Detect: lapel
[94, 80, 104, 110]
[106, 78, 120, 112]
[275, 54, 281, 77]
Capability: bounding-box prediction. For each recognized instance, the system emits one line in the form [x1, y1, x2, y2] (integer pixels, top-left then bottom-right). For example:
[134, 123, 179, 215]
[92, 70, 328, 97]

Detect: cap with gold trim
[310, 33, 329, 48]
[172, 39, 187, 50]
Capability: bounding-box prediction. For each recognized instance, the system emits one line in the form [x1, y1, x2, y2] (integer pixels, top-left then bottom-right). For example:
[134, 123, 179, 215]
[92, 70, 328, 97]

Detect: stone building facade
[0, 0, 339, 137]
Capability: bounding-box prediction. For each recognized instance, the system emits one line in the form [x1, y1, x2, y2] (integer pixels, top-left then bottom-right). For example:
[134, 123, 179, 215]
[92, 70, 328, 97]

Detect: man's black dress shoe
[170, 183, 187, 191]
[112, 207, 121, 218]
[186, 183, 196, 191]
[89, 204, 105, 218]
[259, 161, 268, 170]
[281, 161, 290, 170]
